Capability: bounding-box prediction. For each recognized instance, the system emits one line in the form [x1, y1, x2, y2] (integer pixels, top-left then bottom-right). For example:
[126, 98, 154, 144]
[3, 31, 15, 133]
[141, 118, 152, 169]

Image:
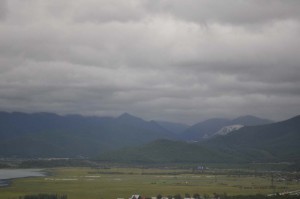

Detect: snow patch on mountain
[215, 125, 244, 135]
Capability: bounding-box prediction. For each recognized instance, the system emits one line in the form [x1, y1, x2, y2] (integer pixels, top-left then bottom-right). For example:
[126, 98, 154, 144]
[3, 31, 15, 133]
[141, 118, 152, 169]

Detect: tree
[213, 193, 219, 199]
[203, 194, 210, 199]
[19, 194, 67, 199]
[193, 193, 200, 199]
[174, 194, 182, 199]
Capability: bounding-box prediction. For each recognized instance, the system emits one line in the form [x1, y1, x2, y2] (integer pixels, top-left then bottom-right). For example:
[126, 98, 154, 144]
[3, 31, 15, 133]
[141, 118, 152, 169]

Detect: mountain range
[0, 111, 298, 165]
[180, 115, 273, 141]
[0, 112, 176, 157]
[99, 115, 300, 164]
[202, 115, 300, 162]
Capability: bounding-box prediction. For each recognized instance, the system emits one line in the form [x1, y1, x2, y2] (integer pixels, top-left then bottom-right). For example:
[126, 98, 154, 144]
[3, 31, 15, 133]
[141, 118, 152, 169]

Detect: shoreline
[0, 179, 11, 187]
[0, 169, 46, 188]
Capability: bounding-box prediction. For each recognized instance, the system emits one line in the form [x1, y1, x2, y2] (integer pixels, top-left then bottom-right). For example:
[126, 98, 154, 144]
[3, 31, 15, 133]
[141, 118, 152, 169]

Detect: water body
[0, 169, 45, 187]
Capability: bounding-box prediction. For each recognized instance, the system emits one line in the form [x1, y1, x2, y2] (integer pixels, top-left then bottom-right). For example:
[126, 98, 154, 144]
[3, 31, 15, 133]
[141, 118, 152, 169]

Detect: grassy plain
[0, 167, 299, 199]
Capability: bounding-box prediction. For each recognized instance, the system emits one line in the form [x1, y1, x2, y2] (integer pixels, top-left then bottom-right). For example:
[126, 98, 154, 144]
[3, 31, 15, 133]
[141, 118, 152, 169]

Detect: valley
[1, 166, 300, 199]
[0, 112, 299, 199]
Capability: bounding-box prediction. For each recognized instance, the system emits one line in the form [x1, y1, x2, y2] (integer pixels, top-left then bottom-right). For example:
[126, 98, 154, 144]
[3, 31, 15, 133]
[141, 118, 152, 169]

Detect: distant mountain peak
[118, 112, 142, 120]
[116, 113, 147, 124]
[119, 112, 131, 117]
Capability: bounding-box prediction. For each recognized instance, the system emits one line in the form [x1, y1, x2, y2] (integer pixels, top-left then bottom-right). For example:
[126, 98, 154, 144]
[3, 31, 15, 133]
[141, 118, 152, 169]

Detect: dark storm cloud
[0, 0, 299, 123]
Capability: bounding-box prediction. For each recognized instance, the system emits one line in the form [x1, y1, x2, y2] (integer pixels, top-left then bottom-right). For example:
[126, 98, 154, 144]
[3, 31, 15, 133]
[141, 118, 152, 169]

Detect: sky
[0, 0, 300, 124]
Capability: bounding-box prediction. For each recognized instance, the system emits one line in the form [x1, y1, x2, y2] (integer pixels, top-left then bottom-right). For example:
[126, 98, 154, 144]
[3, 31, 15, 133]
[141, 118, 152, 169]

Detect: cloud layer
[0, 0, 300, 124]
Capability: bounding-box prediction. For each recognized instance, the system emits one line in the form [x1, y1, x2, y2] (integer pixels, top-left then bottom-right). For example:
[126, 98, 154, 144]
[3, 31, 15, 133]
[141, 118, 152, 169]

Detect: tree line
[19, 194, 67, 199]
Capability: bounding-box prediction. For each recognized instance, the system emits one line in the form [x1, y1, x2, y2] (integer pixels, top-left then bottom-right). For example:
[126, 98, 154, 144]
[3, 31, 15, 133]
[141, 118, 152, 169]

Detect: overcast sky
[0, 0, 300, 124]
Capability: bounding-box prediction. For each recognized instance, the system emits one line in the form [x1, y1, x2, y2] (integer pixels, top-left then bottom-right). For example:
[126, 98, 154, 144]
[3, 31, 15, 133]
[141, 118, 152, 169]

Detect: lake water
[0, 169, 45, 186]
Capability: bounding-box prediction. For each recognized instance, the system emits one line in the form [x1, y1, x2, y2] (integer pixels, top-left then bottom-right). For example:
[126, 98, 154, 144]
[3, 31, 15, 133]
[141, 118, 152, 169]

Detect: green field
[1, 167, 300, 199]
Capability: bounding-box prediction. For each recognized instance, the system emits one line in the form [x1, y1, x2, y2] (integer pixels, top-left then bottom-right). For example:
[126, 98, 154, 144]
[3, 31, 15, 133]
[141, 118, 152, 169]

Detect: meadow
[0, 167, 299, 199]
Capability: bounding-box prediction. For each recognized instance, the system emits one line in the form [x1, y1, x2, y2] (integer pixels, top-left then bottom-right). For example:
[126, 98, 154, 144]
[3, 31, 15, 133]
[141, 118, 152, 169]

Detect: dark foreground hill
[98, 139, 244, 163]
[98, 115, 300, 164]
[0, 112, 176, 158]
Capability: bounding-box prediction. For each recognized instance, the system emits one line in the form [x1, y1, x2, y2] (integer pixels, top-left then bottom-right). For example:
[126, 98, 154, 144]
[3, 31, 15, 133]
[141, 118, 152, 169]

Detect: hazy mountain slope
[99, 115, 300, 164]
[181, 118, 230, 141]
[152, 120, 189, 134]
[1, 111, 297, 162]
[0, 112, 176, 157]
[202, 115, 300, 162]
[231, 115, 273, 126]
[181, 115, 272, 141]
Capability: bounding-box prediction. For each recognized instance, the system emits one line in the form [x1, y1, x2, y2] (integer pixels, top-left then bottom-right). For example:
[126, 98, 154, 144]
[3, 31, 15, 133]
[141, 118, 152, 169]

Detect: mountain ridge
[181, 115, 273, 141]
[98, 115, 300, 164]
[0, 111, 297, 163]
[0, 111, 176, 157]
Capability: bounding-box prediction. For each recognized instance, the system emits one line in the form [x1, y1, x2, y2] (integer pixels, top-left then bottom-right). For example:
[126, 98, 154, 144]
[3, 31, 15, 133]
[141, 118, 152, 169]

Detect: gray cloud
[0, 1, 299, 124]
[0, 0, 7, 20]
[144, 0, 300, 25]
[72, 0, 145, 23]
